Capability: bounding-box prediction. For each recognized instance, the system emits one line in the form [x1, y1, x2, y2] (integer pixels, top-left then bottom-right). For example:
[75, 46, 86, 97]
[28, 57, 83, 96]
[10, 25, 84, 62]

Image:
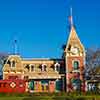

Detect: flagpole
[70, 7, 73, 27]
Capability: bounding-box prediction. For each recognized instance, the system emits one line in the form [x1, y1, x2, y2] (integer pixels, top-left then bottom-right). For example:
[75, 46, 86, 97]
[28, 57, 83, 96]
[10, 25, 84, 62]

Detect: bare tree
[85, 47, 100, 80]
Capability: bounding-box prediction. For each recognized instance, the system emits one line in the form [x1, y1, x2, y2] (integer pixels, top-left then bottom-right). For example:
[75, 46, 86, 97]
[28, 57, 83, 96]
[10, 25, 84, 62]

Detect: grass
[0, 95, 100, 100]
[0, 97, 24, 100]
[0, 93, 99, 100]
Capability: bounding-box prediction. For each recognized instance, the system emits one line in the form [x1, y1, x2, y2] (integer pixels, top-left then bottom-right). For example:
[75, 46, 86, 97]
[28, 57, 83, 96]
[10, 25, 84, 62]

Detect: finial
[14, 38, 17, 55]
[13, 32, 19, 55]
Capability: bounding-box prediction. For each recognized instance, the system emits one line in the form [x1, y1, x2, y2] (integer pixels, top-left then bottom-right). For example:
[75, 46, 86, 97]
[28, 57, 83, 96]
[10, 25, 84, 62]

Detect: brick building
[3, 11, 85, 92]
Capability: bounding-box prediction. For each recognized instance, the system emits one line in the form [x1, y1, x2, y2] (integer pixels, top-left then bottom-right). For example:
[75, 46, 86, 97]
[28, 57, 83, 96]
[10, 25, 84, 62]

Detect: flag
[69, 7, 73, 26]
[69, 15, 73, 26]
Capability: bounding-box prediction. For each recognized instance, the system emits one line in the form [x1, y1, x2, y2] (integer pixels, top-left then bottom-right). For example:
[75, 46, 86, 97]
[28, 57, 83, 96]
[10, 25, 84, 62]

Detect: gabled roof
[65, 26, 85, 53]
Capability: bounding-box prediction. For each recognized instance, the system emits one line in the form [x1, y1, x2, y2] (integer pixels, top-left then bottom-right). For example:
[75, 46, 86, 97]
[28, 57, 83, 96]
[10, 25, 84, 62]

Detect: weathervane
[12, 33, 19, 55]
[14, 39, 17, 55]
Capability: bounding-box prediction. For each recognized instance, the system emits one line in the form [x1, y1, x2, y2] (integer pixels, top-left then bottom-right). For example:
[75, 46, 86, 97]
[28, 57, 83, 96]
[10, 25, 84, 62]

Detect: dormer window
[42, 64, 47, 72]
[31, 65, 34, 72]
[54, 63, 60, 72]
[39, 65, 42, 71]
[25, 64, 30, 72]
[29, 64, 34, 72]
[44, 65, 47, 71]
[12, 60, 16, 67]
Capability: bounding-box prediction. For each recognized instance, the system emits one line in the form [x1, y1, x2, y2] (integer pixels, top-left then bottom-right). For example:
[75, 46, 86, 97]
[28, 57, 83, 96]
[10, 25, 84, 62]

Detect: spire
[65, 7, 85, 53]
[69, 7, 73, 27]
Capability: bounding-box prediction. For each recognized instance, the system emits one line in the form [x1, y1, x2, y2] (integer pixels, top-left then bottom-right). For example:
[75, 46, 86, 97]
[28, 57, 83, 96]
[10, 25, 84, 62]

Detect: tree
[85, 47, 100, 80]
[0, 52, 8, 79]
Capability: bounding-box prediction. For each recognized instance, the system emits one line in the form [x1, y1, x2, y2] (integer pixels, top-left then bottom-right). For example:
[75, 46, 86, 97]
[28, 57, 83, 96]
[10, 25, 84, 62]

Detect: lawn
[0, 97, 24, 100]
[0, 92, 99, 100]
[0, 95, 100, 100]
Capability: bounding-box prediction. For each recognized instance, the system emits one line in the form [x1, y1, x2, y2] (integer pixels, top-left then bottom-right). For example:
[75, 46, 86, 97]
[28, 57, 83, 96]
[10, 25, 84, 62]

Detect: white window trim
[54, 62, 60, 72]
[29, 64, 35, 72]
[42, 64, 47, 72]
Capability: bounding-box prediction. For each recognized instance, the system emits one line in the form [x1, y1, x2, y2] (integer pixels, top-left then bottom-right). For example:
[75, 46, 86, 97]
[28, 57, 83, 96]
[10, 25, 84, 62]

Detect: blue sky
[0, 0, 99, 58]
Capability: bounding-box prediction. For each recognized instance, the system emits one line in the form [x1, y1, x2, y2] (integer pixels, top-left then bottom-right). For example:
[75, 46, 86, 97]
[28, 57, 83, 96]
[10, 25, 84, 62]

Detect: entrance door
[49, 81, 55, 92]
[34, 81, 42, 92]
[41, 80, 49, 92]
[29, 80, 34, 91]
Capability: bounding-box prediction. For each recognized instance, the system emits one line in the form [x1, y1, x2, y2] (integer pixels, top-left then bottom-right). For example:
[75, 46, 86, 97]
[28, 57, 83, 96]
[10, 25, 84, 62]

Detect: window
[43, 65, 47, 71]
[39, 64, 47, 72]
[42, 64, 47, 72]
[39, 65, 42, 71]
[55, 63, 60, 72]
[12, 61, 16, 67]
[56, 65, 60, 72]
[25, 64, 30, 71]
[31, 65, 34, 72]
[73, 61, 79, 70]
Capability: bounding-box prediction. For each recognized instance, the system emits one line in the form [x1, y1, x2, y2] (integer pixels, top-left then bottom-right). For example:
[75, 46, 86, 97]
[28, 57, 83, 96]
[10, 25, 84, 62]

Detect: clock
[71, 47, 79, 54]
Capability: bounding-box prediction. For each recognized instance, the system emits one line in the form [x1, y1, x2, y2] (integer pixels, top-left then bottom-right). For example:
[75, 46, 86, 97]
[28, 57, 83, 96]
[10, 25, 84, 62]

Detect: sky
[0, 0, 100, 58]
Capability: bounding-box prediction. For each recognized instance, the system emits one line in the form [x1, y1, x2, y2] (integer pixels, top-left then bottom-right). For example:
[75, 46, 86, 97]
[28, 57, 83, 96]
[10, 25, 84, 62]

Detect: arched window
[73, 61, 79, 70]
[42, 64, 47, 72]
[44, 65, 47, 71]
[55, 63, 60, 72]
[12, 60, 16, 67]
[39, 65, 42, 71]
[31, 65, 34, 72]
[25, 64, 30, 71]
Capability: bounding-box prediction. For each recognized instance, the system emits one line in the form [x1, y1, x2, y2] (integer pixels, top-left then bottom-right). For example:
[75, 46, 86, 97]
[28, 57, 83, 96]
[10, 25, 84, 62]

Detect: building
[3, 10, 85, 92]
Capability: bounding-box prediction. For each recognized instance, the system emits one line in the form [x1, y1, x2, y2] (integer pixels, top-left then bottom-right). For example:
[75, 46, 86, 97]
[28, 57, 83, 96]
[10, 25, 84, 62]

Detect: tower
[65, 8, 85, 92]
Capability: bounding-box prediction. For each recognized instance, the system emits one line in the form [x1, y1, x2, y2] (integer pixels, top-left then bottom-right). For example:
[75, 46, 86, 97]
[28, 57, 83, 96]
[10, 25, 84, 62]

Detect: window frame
[72, 60, 80, 70]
